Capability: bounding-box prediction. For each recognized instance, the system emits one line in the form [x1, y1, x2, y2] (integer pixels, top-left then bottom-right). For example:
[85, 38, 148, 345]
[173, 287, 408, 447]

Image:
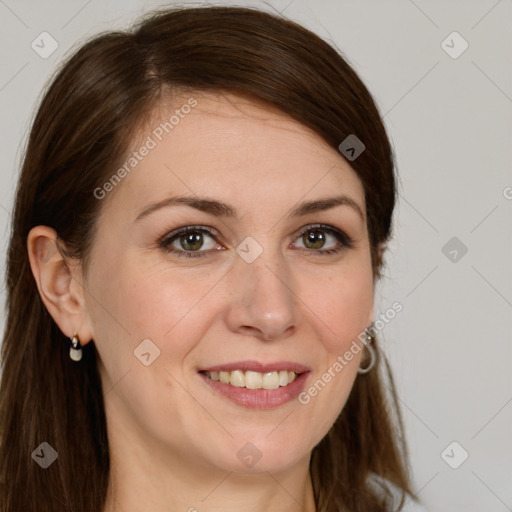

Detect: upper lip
[200, 360, 310, 374]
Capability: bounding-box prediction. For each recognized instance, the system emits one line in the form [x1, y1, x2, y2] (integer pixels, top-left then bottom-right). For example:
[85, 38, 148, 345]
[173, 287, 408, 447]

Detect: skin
[27, 91, 374, 512]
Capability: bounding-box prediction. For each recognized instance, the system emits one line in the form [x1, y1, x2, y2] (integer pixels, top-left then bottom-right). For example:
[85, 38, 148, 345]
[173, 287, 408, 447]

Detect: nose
[224, 246, 299, 341]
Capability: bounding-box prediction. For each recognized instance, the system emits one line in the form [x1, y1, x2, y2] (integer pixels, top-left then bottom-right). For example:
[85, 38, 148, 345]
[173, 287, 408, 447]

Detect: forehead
[100, 91, 365, 224]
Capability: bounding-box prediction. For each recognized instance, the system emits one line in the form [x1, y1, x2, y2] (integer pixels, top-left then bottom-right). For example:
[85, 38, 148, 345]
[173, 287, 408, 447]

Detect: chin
[209, 434, 313, 475]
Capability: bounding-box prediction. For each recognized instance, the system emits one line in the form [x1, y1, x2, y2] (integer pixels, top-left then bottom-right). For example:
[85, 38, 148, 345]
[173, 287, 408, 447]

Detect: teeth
[263, 371, 280, 390]
[230, 370, 245, 387]
[245, 371, 263, 389]
[205, 369, 299, 389]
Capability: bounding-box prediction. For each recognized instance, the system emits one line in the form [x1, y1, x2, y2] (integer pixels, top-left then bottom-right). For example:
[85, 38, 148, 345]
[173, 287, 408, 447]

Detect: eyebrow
[134, 194, 365, 223]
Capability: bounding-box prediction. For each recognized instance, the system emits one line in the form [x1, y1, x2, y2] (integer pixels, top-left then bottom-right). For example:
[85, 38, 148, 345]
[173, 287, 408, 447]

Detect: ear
[372, 241, 387, 282]
[27, 225, 94, 346]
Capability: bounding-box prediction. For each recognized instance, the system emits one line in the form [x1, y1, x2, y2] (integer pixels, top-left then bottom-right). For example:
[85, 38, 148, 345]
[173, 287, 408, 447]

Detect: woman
[0, 5, 422, 511]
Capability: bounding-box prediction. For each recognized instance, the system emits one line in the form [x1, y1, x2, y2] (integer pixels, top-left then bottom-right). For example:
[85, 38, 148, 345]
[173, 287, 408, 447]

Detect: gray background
[1, 1, 511, 511]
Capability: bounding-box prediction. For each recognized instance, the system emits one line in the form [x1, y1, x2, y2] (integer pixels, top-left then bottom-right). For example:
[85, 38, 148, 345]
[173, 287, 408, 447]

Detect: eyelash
[158, 224, 354, 259]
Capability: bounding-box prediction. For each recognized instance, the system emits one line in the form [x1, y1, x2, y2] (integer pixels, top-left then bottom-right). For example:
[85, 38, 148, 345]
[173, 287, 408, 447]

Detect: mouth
[198, 361, 310, 409]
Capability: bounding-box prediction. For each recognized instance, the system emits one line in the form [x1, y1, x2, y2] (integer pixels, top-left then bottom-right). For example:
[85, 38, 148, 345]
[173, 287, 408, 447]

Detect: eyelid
[160, 224, 224, 244]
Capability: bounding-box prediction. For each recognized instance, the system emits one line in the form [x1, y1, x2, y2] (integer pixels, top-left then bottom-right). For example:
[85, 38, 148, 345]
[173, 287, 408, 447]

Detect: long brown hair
[0, 5, 418, 511]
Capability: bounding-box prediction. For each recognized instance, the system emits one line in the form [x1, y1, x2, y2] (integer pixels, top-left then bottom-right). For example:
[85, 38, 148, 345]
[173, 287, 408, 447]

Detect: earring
[358, 325, 376, 374]
[69, 334, 83, 362]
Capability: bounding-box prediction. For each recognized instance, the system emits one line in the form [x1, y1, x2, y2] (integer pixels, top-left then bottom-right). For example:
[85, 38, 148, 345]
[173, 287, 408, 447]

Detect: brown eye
[178, 232, 204, 252]
[159, 226, 220, 258]
[293, 224, 354, 255]
[302, 229, 327, 250]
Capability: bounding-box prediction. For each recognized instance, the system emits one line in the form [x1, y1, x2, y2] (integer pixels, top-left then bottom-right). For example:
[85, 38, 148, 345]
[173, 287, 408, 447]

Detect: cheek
[87, 260, 214, 425]
[297, 264, 372, 427]
[308, 261, 374, 354]
[90, 254, 191, 335]
[88, 256, 225, 372]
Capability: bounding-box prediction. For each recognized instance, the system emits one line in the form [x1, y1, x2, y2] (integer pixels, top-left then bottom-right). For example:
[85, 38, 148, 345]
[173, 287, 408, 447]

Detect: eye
[292, 224, 354, 255]
[158, 223, 354, 259]
[159, 226, 221, 258]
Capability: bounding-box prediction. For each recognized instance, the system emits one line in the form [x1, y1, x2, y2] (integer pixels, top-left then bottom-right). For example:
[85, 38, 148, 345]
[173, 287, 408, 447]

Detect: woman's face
[82, 91, 374, 476]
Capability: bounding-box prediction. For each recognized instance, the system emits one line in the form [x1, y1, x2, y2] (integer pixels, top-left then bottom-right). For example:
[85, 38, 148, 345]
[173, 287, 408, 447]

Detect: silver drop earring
[358, 325, 376, 374]
[69, 334, 83, 362]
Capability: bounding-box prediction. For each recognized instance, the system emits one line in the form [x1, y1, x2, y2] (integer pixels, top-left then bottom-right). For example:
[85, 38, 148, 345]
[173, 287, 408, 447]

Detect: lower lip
[199, 372, 310, 409]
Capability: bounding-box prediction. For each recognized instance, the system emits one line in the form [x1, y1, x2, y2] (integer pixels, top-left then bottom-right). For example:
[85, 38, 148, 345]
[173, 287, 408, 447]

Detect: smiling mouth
[201, 369, 299, 389]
